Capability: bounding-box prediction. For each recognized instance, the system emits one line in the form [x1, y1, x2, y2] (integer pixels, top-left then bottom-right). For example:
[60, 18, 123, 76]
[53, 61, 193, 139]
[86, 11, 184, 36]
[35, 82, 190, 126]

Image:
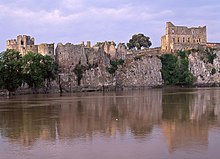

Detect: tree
[41, 55, 58, 84]
[127, 33, 152, 50]
[0, 49, 23, 93]
[22, 52, 57, 88]
[160, 54, 178, 84]
[160, 52, 194, 86]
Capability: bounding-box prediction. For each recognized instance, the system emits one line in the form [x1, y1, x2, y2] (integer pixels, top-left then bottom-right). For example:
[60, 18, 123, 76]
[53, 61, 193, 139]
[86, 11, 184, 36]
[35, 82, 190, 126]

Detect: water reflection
[0, 88, 220, 158]
[0, 90, 162, 146]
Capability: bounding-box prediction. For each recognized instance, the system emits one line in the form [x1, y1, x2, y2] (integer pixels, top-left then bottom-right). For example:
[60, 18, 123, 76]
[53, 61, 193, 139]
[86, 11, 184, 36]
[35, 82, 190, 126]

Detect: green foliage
[190, 48, 199, 52]
[211, 68, 216, 75]
[106, 59, 125, 74]
[42, 55, 58, 81]
[160, 52, 194, 85]
[160, 54, 178, 84]
[0, 49, 23, 92]
[22, 52, 58, 88]
[73, 62, 98, 86]
[176, 50, 190, 59]
[206, 52, 216, 64]
[73, 63, 87, 86]
[199, 48, 217, 64]
[127, 33, 152, 50]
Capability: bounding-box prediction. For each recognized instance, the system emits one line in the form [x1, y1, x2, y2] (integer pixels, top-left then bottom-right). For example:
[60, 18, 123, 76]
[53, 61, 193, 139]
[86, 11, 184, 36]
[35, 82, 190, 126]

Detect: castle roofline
[167, 22, 206, 29]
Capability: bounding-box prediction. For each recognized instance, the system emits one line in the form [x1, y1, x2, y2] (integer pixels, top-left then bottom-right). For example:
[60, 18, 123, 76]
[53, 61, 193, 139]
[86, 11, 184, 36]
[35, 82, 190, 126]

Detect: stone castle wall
[55, 42, 163, 92]
[38, 43, 55, 57]
[161, 22, 207, 52]
[6, 35, 54, 57]
[207, 43, 220, 49]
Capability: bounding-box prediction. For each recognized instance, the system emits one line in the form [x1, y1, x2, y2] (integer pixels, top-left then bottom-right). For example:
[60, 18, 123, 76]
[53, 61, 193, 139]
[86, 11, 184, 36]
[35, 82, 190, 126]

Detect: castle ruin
[161, 22, 220, 52]
[6, 35, 54, 57]
[161, 22, 207, 52]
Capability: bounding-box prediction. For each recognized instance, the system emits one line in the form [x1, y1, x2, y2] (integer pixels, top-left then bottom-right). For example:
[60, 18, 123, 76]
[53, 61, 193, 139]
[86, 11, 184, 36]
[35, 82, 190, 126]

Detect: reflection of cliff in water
[0, 105, 60, 147]
[162, 88, 220, 153]
[0, 90, 162, 147]
[58, 90, 162, 139]
[1, 88, 220, 151]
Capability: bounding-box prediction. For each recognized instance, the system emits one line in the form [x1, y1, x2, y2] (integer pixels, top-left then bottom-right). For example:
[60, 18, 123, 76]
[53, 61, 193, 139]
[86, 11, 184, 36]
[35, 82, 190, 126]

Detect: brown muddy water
[0, 88, 220, 159]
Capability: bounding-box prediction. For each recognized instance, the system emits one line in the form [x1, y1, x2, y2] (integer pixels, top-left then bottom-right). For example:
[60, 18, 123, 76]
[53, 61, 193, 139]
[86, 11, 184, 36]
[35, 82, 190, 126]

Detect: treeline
[0, 49, 58, 93]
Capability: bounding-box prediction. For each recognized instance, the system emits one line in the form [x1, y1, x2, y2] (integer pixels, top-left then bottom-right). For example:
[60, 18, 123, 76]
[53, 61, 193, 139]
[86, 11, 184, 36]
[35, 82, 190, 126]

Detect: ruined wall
[56, 43, 163, 92]
[38, 43, 54, 57]
[6, 39, 17, 50]
[116, 43, 127, 59]
[55, 42, 113, 91]
[161, 22, 207, 52]
[207, 43, 220, 49]
[26, 45, 38, 54]
[6, 35, 54, 56]
[56, 43, 89, 72]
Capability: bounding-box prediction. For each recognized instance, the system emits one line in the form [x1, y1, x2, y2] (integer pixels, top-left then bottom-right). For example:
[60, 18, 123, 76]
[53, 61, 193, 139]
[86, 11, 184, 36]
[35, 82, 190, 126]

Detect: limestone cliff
[189, 49, 220, 86]
[116, 56, 162, 88]
[56, 42, 163, 92]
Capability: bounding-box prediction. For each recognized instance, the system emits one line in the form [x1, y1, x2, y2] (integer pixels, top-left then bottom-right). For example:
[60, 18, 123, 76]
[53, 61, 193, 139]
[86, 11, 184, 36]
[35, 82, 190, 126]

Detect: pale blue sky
[0, 0, 220, 51]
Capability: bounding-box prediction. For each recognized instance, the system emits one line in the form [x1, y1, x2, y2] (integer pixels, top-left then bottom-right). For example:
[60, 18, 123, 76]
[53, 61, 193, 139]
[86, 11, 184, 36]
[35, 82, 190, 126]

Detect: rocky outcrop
[81, 65, 115, 89]
[56, 42, 163, 92]
[189, 50, 220, 86]
[116, 56, 163, 88]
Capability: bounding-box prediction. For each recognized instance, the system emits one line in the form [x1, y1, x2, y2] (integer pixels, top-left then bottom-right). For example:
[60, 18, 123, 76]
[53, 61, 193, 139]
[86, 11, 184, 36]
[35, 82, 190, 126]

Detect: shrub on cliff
[160, 52, 194, 85]
[127, 34, 152, 50]
[198, 47, 217, 64]
[206, 48, 216, 64]
[73, 63, 87, 86]
[73, 62, 99, 86]
[106, 59, 124, 74]
[0, 49, 23, 93]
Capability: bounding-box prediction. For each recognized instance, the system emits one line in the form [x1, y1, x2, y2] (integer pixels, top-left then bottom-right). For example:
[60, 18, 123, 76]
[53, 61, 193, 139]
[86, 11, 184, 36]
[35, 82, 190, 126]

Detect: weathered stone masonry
[55, 41, 163, 92]
[7, 35, 54, 57]
[4, 22, 220, 93]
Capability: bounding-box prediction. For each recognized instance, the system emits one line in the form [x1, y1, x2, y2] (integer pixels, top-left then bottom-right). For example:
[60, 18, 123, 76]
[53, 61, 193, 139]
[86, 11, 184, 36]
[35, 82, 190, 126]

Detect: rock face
[116, 56, 163, 88]
[55, 40, 220, 92]
[55, 42, 163, 92]
[189, 50, 220, 86]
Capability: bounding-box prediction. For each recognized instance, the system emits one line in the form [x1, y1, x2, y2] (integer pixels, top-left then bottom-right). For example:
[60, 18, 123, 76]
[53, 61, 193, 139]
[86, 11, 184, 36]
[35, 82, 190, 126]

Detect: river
[0, 88, 220, 159]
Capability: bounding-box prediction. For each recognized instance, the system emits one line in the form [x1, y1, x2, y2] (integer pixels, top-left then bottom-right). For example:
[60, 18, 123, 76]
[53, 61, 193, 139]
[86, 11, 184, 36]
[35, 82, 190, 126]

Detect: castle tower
[16, 35, 35, 55]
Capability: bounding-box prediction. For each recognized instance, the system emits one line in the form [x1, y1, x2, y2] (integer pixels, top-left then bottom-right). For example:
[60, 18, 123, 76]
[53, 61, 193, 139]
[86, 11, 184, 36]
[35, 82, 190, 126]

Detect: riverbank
[1, 84, 220, 97]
